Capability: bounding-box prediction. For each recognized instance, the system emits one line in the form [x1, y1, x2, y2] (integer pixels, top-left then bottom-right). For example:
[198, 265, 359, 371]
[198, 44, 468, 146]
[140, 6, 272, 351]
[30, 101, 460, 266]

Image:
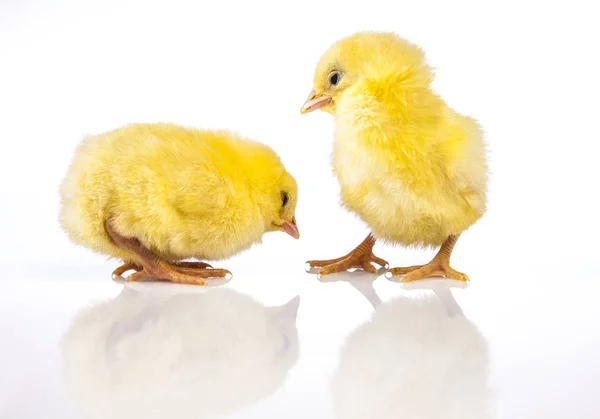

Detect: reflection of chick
[59, 123, 299, 284]
[61, 284, 300, 419]
[332, 286, 489, 419]
[302, 32, 488, 282]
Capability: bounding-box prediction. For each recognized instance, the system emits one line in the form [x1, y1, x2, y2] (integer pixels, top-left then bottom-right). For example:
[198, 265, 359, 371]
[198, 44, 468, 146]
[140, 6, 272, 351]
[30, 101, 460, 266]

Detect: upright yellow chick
[59, 123, 299, 285]
[301, 32, 487, 282]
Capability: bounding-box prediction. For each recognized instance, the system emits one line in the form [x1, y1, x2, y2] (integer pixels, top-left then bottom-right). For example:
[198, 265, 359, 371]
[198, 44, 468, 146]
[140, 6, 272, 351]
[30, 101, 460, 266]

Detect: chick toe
[151, 263, 209, 285]
[111, 261, 143, 279]
[385, 265, 425, 276]
[169, 265, 232, 280]
[173, 261, 213, 269]
[126, 269, 151, 282]
[371, 256, 389, 269]
[307, 255, 350, 268]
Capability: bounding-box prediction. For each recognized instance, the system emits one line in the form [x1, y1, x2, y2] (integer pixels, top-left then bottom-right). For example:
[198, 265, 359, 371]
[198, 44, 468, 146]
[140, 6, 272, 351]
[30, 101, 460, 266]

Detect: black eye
[281, 192, 289, 208]
[329, 71, 341, 86]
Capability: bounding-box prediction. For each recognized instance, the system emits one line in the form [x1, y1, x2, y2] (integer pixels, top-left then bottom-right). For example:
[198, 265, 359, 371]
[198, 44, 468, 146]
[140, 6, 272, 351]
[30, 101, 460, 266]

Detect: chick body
[311, 32, 487, 248]
[334, 96, 486, 247]
[59, 123, 297, 263]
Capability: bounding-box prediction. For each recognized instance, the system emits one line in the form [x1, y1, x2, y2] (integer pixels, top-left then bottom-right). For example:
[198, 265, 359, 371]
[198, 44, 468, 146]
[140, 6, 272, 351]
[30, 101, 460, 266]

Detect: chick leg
[386, 234, 468, 282]
[306, 234, 388, 276]
[104, 221, 231, 285]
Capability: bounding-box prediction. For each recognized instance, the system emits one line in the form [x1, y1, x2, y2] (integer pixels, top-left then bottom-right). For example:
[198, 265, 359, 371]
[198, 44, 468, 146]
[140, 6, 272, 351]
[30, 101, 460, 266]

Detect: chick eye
[328, 71, 341, 87]
[281, 191, 290, 208]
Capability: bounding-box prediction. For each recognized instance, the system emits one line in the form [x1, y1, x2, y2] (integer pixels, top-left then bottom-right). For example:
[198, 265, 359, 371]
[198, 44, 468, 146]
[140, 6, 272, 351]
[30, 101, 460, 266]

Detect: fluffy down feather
[306, 32, 487, 247]
[59, 123, 298, 262]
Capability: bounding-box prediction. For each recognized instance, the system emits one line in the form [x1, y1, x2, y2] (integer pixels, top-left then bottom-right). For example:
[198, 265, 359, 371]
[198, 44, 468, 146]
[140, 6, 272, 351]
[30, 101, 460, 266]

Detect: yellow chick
[301, 31, 487, 282]
[59, 123, 299, 285]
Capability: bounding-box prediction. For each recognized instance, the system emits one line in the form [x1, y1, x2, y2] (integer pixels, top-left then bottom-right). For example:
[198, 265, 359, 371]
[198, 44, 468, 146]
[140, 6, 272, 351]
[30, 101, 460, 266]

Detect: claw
[112, 262, 142, 279]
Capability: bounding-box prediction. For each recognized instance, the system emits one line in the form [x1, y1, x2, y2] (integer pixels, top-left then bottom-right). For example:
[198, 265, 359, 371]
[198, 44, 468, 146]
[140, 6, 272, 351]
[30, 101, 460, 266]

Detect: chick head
[301, 31, 433, 115]
[244, 143, 300, 240]
[265, 167, 299, 239]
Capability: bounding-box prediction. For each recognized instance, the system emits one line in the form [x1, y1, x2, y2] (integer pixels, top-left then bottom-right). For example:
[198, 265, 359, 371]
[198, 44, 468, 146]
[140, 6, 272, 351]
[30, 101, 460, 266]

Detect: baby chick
[59, 123, 299, 285]
[301, 32, 488, 282]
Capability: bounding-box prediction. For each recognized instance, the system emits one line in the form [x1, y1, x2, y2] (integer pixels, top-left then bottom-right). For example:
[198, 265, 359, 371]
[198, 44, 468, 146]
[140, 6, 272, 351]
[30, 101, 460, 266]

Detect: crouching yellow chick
[301, 32, 488, 282]
[59, 123, 299, 285]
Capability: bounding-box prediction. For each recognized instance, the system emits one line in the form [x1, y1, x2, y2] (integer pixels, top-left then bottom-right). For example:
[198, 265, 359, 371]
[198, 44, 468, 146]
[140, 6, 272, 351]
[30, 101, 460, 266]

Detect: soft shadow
[61, 282, 300, 419]
[331, 279, 490, 419]
[304, 268, 388, 309]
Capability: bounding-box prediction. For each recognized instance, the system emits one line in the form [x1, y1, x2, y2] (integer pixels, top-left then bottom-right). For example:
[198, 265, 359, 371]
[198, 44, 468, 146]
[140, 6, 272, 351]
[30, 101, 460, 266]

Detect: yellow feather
[310, 31, 488, 247]
[59, 123, 298, 262]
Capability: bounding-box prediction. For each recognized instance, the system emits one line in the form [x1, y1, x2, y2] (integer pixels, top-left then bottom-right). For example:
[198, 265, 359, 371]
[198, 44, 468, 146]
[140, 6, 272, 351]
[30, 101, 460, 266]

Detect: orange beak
[300, 90, 332, 114]
[281, 216, 300, 239]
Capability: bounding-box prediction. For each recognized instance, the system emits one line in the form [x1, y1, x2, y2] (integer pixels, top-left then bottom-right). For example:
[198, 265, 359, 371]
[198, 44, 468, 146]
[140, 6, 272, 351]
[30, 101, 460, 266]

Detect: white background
[1, 1, 600, 418]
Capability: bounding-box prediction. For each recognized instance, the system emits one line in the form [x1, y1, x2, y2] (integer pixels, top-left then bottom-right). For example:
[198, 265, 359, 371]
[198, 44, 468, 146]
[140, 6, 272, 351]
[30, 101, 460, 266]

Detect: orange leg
[105, 221, 231, 286]
[306, 234, 388, 276]
[385, 234, 468, 282]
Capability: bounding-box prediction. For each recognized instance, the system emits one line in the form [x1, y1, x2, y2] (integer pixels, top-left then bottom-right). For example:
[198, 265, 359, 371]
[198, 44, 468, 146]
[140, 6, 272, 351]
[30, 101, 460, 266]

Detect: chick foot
[125, 264, 232, 285]
[173, 261, 213, 269]
[105, 221, 231, 286]
[385, 234, 468, 283]
[306, 234, 388, 277]
[386, 261, 467, 283]
[113, 260, 223, 284]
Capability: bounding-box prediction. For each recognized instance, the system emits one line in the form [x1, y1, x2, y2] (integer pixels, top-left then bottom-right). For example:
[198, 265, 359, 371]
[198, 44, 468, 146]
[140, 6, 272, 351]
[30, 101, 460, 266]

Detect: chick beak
[300, 90, 332, 114]
[281, 216, 300, 239]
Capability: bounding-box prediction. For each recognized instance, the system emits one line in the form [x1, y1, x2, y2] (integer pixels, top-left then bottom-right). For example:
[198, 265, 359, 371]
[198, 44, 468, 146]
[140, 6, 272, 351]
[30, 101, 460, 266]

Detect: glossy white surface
[2, 0, 600, 417]
[2, 266, 599, 419]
